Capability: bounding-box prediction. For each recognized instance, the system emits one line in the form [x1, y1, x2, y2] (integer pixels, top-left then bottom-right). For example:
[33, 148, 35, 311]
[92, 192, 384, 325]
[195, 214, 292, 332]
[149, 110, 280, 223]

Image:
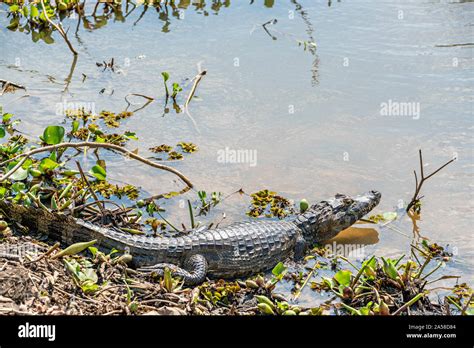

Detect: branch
[40, 0, 78, 56]
[0, 141, 193, 188]
[184, 70, 207, 110]
[406, 150, 455, 212]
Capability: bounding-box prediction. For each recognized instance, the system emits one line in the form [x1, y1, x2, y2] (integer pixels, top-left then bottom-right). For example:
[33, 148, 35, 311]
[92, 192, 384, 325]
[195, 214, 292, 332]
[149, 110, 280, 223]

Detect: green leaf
[382, 257, 400, 280]
[322, 277, 334, 289]
[22, 5, 29, 17]
[30, 4, 39, 18]
[124, 131, 138, 140]
[161, 71, 169, 82]
[11, 182, 26, 193]
[334, 270, 352, 287]
[8, 166, 28, 181]
[271, 262, 287, 276]
[43, 125, 65, 145]
[9, 5, 20, 13]
[53, 240, 97, 259]
[72, 120, 79, 133]
[2, 113, 13, 123]
[39, 158, 59, 172]
[0, 127, 5, 139]
[90, 164, 106, 181]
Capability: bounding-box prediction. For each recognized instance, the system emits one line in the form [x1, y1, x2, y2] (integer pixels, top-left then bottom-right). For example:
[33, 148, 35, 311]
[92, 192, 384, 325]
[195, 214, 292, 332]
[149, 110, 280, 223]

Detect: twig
[40, 0, 78, 56]
[406, 150, 455, 212]
[24, 242, 60, 265]
[75, 161, 106, 214]
[461, 294, 473, 315]
[0, 79, 26, 95]
[293, 262, 318, 300]
[392, 292, 426, 315]
[184, 70, 206, 110]
[124, 93, 155, 112]
[0, 141, 193, 188]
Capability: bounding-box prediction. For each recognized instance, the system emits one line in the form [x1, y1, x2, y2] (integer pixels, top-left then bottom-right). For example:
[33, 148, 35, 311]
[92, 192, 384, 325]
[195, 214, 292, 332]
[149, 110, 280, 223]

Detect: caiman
[0, 190, 381, 285]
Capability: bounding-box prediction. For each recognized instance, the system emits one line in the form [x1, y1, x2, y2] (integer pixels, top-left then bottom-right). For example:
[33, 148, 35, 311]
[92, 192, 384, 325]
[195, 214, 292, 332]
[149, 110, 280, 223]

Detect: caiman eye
[343, 197, 354, 205]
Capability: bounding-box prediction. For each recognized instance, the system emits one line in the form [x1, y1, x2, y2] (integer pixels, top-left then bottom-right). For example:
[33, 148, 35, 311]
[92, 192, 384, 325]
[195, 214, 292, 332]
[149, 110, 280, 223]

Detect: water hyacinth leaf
[334, 270, 352, 287]
[272, 262, 287, 276]
[90, 164, 106, 181]
[9, 166, 28, 181]
[72, 120, 80, 133]
[2, 113, 13, 123]
[11, 182, 26, 193]
[382, 257, 400, 280]
[9, 5, 20, 12]
[7, 18, 20, 31]
[39, 158, 59, 172]
[257, 303, 275, 315]
[52, 239, 97, 259]
[124, 131, 138, 140]
[64, 258, 99, 294]
[43, 125, 65, 145]
[30, 4, 39, 18]
[256, 295, 274, 308]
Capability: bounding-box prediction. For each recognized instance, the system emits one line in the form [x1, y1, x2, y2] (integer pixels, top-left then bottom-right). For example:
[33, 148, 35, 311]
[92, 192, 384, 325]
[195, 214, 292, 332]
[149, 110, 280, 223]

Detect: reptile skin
[0, 190, 381, 285]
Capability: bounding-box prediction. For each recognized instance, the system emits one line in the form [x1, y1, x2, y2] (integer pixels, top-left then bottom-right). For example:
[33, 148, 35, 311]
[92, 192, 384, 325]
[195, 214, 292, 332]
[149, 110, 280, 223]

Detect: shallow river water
[0, 0, 473, 304]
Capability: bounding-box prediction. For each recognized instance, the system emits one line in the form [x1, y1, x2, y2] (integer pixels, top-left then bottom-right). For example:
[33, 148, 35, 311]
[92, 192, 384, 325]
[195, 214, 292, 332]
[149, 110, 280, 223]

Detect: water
[0, 0, 473, 304]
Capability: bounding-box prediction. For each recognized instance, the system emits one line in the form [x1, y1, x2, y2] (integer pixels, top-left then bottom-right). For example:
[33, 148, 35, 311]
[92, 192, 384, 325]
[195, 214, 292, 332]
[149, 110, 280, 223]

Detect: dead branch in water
[0, 141, 193, 188]
[406, 150, 455, 213]
[40, 0, 78, 56]
[184, 70, 207, 110]
[0, 79, 26, 95]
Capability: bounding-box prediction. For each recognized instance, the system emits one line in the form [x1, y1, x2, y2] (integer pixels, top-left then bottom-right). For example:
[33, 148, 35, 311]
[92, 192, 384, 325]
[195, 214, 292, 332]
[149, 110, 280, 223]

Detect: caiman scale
[0, 191, 381, 285]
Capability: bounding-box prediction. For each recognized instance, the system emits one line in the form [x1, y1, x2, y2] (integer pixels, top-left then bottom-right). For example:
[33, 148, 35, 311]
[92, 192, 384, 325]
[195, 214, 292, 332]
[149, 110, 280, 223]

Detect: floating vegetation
[197, 190, 223, 216]
[0, 79, 26, 95]
[96, 58, 116, 72]
[149, 144, 173, 153]
[177, 142, 198, 153]
[149, 142, 198, 161]
[247, 189, 293, 219]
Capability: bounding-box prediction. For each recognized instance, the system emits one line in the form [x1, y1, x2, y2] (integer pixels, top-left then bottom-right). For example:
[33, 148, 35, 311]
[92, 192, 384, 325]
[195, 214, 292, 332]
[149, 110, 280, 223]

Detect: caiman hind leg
[137, 254, 208, 285]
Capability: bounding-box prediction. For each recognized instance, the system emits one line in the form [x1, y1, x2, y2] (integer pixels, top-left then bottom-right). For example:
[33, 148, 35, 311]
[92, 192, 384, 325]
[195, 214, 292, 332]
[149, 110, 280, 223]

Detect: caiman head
[295, 190, 381, 244]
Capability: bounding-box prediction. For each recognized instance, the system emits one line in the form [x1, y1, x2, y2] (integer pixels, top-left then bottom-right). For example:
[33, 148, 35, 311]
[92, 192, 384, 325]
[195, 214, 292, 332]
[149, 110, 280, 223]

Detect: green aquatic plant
[247, 189, 293, 219]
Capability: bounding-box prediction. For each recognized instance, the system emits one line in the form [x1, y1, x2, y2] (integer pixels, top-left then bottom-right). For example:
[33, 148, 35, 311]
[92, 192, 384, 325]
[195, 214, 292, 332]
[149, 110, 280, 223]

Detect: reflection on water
[1, 0, 473, 294]
[327, 226, 380, 248]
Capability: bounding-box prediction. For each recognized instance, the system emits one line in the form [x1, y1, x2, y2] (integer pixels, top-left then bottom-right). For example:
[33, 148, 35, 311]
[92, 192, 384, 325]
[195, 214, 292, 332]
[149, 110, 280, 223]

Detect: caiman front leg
[137, 254, 208, 285]
[294, 232, 307, 262]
